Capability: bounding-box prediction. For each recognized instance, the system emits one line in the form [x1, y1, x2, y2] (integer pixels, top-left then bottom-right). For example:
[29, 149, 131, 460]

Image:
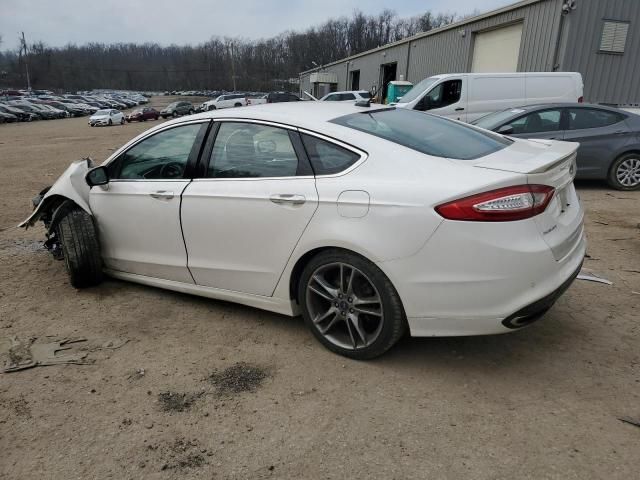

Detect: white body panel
[90, 180, 193, 283]
[181, 177, 318, 296]
[396, 72, 583, 122]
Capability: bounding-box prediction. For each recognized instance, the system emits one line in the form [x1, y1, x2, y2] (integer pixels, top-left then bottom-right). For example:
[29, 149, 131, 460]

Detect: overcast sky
[1, 0, 513, 50]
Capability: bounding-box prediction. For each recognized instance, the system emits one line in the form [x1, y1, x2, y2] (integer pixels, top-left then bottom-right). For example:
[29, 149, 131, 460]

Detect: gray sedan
[473, 104, 640, 190]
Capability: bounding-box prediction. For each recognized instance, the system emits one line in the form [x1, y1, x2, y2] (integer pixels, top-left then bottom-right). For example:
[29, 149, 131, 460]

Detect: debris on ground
[146, 438, 207, 471]
[1, 336, 128, 373]
[208, 362, 270, 395]
[618, 416, 640, 428]
[157, 391, 203, 412]
[127, 367, 146, 381]
[577, 270, 613, 286]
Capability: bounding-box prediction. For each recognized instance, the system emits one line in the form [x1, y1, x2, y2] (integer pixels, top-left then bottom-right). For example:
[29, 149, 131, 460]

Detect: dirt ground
[0, 96, 638, 479]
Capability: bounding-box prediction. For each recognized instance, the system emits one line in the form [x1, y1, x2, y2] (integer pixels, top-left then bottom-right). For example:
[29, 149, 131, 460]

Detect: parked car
[126, 107, 160, 122]
[161, 101, 194, 118]
[265, 92, 301, 103]
[89, 109, 125, 126]
[394, 72, 584, 122]
[472, 103, 640, 190]
[246, 94, 267, 106]
[21, 103, 585, 359]
[6, 101, 44, 120]
[0, 111, 18, 123]
[201, 94, 246, 111]
[0, 104, 37, 121]
[320, 91, 371, 102]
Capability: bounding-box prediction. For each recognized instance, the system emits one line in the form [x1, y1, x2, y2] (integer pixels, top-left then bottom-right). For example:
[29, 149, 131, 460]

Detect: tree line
[0, 10, 460, 92]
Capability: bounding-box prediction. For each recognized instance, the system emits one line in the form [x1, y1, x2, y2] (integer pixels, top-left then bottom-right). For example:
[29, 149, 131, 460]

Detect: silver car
[473, 103, 640, 190]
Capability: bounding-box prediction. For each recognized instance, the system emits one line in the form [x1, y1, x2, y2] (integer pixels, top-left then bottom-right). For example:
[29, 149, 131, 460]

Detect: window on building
[600, 20, 629, 54]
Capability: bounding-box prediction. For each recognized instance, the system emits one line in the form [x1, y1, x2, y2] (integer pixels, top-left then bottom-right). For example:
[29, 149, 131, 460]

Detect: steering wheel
[160, 161, 184, 179]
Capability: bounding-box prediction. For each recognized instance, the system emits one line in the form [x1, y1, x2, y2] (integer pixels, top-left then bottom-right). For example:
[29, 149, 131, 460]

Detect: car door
[90, 120, 209, 283]
[561, 107, 631, 178]
[414, 78, 467, 121]
[503, 108, 566, 140]
[181, 120, 318, 296]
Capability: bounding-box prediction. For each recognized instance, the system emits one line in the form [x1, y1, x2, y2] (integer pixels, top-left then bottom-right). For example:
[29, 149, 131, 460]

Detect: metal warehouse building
[299, 0, 639, 106]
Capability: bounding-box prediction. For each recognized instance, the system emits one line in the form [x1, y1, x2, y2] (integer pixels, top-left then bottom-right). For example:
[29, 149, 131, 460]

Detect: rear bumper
[378, 216, 586, 337]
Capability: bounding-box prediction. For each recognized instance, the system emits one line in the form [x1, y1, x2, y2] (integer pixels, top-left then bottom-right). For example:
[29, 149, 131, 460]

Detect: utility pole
[230, 41, 237, 91]
[20, 31, 31, 91]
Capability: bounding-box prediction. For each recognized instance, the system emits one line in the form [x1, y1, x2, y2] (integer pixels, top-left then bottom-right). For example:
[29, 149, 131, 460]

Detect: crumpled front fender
[19, 158, 93, 228]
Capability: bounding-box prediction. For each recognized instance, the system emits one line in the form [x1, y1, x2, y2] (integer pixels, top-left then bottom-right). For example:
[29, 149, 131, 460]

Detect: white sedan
[21, 103, 585, 359]
[89, 109, 125, 126]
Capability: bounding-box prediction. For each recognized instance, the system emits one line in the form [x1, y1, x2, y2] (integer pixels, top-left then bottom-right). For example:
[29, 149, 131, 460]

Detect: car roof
[326, 90, 368, 95]
[497, 103, 629, 113]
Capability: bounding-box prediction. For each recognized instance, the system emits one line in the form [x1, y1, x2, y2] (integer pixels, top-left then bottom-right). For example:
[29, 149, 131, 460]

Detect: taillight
[578, 96, 584, 103]
[436, 185, 555, 222]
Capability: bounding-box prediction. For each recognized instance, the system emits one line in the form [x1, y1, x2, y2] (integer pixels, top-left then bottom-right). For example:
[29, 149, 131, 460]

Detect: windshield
[472, 108, 528, 130]
[396, 77, 438, 104]
[331, 108, 510, 160]
[96, 109, 111, 115]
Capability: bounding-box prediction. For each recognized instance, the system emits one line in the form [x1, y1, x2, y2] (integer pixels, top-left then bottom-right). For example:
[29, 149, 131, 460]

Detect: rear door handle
[270, 194, 306, 206]
[455, 107, 465, 111]
[149, 190, 174, 200]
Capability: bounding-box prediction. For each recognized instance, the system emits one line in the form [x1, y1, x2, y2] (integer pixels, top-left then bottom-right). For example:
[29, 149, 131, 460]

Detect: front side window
[566, 108, 624, 130]
[504, 109, 562, 134]
[416, 79, 462, 111]
[332, 108, 509, 160]
[324, 94, 338, 101]
[111, 124, 202, 180]
[301, 134, 361, 175]
[207, 122, 298, 178]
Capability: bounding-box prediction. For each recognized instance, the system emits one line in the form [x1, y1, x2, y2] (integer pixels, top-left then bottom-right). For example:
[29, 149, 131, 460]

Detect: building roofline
[300, 0, 548, 75]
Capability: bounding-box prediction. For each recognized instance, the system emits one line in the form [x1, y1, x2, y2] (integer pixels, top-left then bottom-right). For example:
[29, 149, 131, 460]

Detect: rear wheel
[234, 103, 242, 107]
[608, 153, 640, 190]
[56, 208, 103, 288]
[298, 250, 406, 359]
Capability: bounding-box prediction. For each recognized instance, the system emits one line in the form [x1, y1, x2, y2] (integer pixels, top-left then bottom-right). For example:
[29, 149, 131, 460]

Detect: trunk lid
[474, 138, 584, 261]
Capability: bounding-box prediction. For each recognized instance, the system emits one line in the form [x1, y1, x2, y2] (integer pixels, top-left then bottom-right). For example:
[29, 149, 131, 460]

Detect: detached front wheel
[298, 250, 406, 359]
[56, 208, 103, 288]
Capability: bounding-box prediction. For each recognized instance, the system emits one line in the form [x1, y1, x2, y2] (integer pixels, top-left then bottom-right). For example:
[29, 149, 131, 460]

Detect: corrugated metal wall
[300, 0, 640, 105]
[560, 0, 640, 104]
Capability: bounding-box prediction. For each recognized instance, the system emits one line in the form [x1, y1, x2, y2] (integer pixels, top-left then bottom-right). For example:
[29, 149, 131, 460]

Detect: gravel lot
[0, 96, 638, 479]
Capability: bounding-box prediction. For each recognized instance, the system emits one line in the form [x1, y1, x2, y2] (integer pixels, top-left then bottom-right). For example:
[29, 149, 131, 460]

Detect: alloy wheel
[616, 157, 640, 187]
[305, 262, 384, 350]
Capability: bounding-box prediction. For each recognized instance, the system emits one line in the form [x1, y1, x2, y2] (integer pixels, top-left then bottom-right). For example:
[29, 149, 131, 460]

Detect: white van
[394, 72, 583, 122]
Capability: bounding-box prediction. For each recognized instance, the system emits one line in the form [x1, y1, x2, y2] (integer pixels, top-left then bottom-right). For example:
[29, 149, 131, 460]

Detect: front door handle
[270, 194, 306, 206]
[149, 190, 174, 200]
[455, 107, 465, 111]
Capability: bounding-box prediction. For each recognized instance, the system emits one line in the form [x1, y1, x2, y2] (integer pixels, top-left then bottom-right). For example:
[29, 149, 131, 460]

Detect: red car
[126, 107, 160, 122]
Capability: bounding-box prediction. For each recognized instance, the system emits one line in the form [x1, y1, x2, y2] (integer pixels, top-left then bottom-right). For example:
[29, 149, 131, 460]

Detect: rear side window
[566, 108, 624, 130]
[341, 93, 356, 101]
[301, 134, 361, 175]
[208, 122, 298, 178]
[331, 108, 510, 160]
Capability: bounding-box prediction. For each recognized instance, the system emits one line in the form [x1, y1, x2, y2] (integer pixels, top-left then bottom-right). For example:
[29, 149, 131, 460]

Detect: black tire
[56, 209, 103, 288]
[208, 105, 216, 111]
[234, 103, 242, 107]
[607, 153, 640, 191]
[298, 249, 406, 360]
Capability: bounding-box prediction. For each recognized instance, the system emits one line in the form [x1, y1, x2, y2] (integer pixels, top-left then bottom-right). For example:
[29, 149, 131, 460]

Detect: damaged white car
[21, 103, 586, 359]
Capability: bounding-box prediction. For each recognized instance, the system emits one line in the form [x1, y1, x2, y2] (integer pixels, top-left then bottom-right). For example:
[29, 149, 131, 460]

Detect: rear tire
[56, 209, 103, 288]
[607, 153, 640, 190]
[298, 249, 406, 360]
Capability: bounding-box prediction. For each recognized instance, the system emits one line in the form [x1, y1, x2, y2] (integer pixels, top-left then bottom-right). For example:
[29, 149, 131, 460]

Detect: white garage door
[472, 23, 523, 73]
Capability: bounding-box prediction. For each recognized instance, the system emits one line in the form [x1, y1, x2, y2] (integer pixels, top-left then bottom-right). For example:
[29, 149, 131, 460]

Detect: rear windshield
[331, 108, 510, 160]
[472, 108, 528, 130]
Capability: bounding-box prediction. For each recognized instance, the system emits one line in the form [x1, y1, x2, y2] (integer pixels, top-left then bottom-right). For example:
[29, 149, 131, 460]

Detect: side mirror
[497, 125, 515, 135]
[86, 166, 109, 187]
